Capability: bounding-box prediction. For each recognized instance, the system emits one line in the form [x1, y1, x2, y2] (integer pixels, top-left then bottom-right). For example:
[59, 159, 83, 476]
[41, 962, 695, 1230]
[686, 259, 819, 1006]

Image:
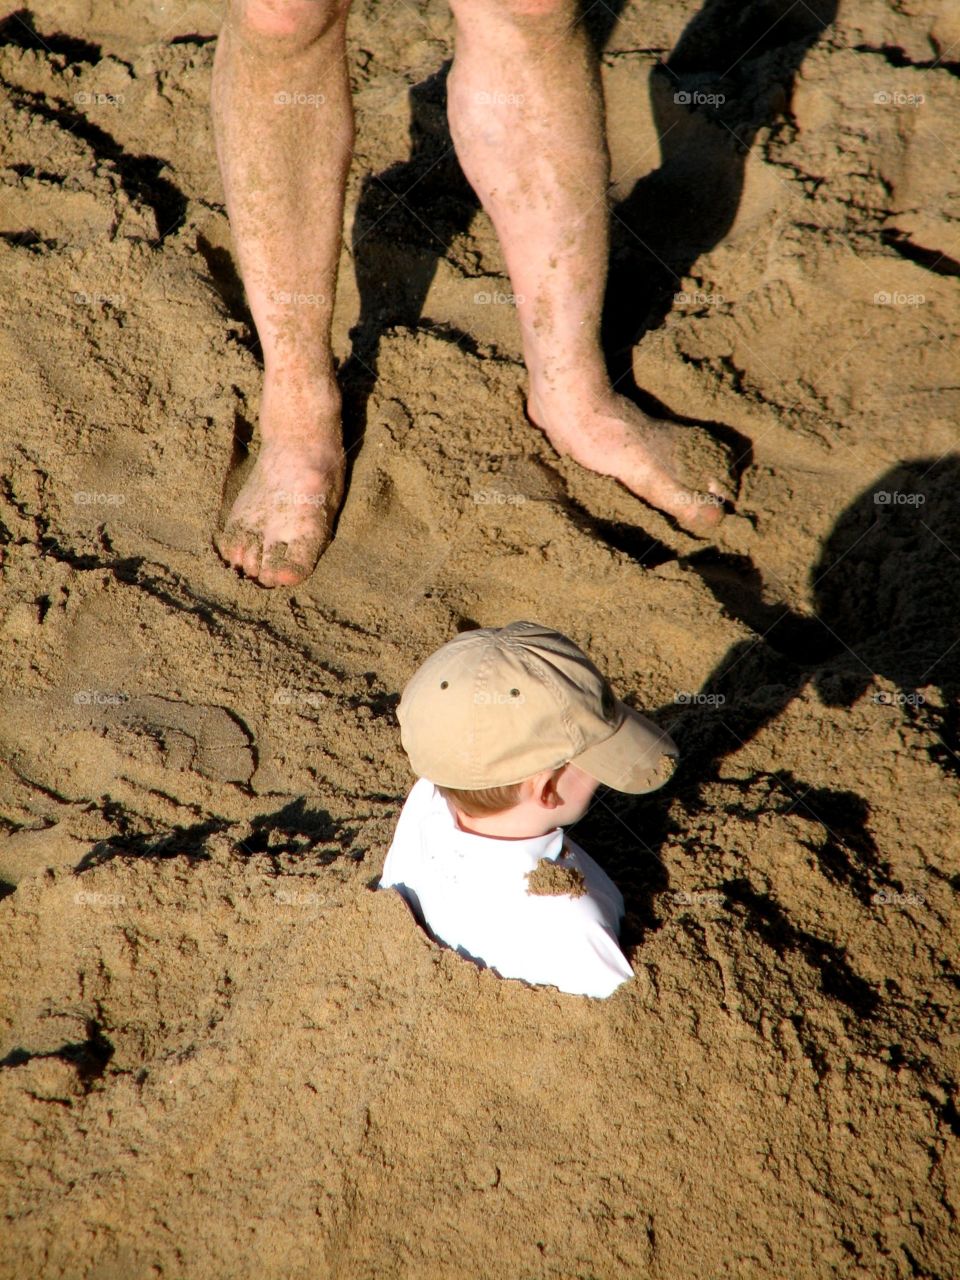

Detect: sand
[527, 857, 587, 898]
[1, 0, 958, 1276]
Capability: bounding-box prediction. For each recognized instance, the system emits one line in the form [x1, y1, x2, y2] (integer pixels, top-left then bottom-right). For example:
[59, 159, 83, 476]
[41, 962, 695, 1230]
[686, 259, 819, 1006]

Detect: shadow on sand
[575, 455, 959, 1020]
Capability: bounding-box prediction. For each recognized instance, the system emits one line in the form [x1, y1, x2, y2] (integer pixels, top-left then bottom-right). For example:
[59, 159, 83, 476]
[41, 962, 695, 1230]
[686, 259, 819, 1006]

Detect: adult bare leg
[446, 0, 732, 534]
[211, 0, 353, 586]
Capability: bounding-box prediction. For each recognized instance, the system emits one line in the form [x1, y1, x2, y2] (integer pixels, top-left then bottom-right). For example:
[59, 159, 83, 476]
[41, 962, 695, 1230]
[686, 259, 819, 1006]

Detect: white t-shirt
[379, 778, 634, 998]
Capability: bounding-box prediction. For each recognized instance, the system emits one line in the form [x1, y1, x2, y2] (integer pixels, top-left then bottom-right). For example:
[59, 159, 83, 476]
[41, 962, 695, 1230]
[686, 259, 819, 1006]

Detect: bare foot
[527, 390, 734, 536]
[216, 390, 345, 588]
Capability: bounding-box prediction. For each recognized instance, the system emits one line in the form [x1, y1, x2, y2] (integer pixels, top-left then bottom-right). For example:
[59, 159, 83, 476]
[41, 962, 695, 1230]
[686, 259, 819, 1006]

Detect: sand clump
[526, 855, 588, 898]
[1, 0, 959, 1277]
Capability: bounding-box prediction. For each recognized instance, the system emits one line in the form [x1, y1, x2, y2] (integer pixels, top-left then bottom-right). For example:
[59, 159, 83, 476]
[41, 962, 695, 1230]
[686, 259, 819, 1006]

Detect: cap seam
[467, 641, 498, 790]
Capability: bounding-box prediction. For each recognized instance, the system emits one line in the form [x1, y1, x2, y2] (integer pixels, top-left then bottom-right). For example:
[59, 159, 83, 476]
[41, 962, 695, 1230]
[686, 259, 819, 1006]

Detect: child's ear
[535, 768, 564, 809]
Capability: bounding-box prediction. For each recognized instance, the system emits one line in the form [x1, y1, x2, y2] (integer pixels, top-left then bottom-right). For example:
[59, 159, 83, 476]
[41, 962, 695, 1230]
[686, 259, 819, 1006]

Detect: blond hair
[435, 781, 525, 818]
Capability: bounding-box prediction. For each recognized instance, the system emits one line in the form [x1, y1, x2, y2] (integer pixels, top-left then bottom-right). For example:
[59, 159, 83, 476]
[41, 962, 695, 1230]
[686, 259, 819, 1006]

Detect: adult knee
[228, 0, 350, 51]
[448, 0, 576, 28]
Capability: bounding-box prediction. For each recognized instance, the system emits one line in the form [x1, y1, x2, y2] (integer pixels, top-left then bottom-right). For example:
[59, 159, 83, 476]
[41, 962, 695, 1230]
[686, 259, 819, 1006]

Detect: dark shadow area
[72, 798, 383, 875]
[75, 818, 227, 872]
[661, 457, 959, 926]
[852, 41, 960, 78]
[197, 234, 257, 337]
[880, 228, 960, 279]
[0, 229, 58, 252]
[567, 786, 673, 953]
[238, 798, 361, 864]
[604, 0, 838, 387]
[680, 548, 842, 663]
[721, 770, 899, 907]
[561, 497, 676, 569]
[344, 676, 400, 721]
[9, 164, 64, 182]
[0, 8, 102, 67]
[0, 77, 187, 243]
[921, 1087, 960, 1139]
[811, 457, 960, 716]
[722, 876, 881, 1017]
[0, 1019, 114, 1092]
[340, 63, 476, 458]
[574, 457, 959, 1014]
[170, 33, 218, 48]
[669, 456, 960, 783]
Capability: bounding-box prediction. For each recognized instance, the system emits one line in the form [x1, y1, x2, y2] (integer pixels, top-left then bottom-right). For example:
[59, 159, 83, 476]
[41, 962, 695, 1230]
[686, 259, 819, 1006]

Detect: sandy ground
[1, 0, 959, 1276]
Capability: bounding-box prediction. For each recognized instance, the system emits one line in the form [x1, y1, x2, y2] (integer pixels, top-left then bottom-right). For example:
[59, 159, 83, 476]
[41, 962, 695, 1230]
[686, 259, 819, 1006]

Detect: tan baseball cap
[398, 621, 677, 793]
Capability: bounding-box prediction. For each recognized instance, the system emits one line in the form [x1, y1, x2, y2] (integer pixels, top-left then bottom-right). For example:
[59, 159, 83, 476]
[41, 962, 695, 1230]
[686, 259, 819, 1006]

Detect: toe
[625, 461, 726, 537]
[666, 433, 735, 534]
[214, 527, 244, 569]
[708, 478, 735, 506]
[676, 493, 725, 535]
[260, 536, 321, 588]
[261, 562, 310, 588]
[241, 541, 262, 579]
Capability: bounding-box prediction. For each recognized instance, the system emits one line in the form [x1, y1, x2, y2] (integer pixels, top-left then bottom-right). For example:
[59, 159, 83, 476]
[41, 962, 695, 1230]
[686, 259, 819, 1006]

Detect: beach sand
[1, 0, 958, 1275]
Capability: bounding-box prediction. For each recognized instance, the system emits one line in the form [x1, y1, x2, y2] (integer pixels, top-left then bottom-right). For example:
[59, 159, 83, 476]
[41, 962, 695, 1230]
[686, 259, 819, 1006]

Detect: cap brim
[572, 701, 678, 794]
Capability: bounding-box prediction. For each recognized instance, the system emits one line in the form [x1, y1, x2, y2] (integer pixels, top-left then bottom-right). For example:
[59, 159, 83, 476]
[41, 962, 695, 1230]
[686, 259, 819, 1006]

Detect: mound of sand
[1, 0, 958, 1276]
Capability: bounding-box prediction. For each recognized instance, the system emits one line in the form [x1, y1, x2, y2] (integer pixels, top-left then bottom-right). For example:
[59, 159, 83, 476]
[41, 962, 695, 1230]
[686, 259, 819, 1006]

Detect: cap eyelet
[440, 680, 449, 689]
[510, 688, 520, 697]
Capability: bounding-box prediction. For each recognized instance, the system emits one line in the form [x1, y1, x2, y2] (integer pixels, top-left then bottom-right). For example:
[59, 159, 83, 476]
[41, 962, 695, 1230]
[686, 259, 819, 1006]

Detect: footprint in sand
[85, 694, 256, 786]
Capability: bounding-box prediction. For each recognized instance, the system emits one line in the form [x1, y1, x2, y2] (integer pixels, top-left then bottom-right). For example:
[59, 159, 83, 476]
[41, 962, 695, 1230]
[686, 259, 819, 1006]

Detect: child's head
[436, 762, 600, 836]
[398, 622, 678, 836]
